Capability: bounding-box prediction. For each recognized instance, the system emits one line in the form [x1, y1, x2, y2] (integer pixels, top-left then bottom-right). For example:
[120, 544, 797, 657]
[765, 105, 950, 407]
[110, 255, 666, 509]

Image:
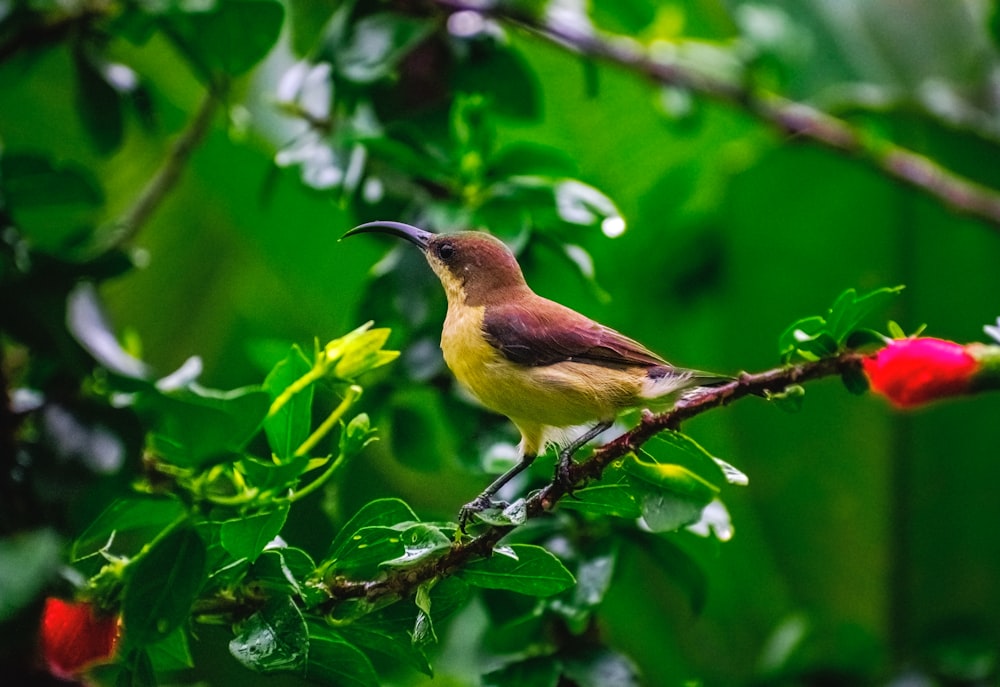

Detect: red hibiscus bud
[39, 597, 120, 681]
[863, 337, 979, 407]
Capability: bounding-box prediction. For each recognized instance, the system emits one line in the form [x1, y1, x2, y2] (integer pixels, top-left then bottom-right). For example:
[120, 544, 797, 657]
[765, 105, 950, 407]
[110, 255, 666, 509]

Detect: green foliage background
[3, 0, 1000, 684]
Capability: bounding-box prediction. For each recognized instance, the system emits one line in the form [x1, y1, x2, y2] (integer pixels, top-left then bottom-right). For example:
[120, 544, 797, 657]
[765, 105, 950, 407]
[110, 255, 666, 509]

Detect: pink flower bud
[863, 337, 979, 407]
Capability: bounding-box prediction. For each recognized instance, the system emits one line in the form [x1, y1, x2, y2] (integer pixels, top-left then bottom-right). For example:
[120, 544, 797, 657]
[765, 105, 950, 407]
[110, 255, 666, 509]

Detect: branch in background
[434, 0, 1000, 232]
[107, 87, 222, 249]
[320, 350, 863, 606]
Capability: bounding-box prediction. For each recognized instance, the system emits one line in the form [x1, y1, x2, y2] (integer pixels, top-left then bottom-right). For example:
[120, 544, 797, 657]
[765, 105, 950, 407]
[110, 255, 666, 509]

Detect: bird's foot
[554, 453, 581, 499]
[458, 494, 507, 533]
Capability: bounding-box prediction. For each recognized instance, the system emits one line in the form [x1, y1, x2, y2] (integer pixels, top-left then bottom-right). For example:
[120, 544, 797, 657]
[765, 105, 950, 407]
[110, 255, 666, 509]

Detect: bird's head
[343, 221, 528, 305]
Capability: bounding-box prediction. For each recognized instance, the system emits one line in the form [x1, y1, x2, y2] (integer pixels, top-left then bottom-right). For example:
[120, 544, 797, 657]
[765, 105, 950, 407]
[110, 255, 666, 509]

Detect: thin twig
[320, 351, 863, 605]
[107, 87, 222, 249]
[433, 0, 1000, 231]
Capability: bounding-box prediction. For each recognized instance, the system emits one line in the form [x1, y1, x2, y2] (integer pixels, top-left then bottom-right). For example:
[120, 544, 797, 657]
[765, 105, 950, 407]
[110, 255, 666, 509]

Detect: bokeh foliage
[3, 0, 1000, 685]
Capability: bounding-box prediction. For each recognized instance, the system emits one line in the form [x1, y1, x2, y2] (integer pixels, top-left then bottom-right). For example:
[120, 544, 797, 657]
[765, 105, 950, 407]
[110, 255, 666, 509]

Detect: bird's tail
[640, 365, 733, 402]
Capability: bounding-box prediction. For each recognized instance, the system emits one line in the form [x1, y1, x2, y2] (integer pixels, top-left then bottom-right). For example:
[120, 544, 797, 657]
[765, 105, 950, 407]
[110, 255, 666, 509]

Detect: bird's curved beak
[342, 221, 433, 250]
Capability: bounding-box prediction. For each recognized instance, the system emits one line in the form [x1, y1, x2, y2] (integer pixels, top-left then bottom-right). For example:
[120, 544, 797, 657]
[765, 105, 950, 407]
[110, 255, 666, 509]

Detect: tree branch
[106, 86, 223, 249]
[320, 351, 863, 606]
[434, 0, 1000, 232]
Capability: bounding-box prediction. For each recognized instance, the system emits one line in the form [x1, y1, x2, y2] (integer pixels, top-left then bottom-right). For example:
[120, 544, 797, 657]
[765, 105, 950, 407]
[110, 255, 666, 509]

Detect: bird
[343, 221, 728, 529]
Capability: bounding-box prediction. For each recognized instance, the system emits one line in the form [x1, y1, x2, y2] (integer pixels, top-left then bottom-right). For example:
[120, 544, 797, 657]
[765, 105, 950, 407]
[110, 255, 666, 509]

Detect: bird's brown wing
[481, 299, 668, 369]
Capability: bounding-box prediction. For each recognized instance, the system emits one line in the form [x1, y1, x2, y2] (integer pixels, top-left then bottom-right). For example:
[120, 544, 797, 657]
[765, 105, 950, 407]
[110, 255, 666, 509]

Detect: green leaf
[263, 344, 313, 460]
[229, 595, 308, 674]
[842, 365, 870, 395]
[219, 505, 290, 563]
[197, 520, 250, 589]
[249, 547, 317, 596]
[0, 529, 61, 622]
[336, 623, 432, 676]
[413, 582, 436, 645]
[237, 454, 313, 492]
[623, 454, 718, 532]
[122, 524, 207, 647]
[339, 576, 468, 634]
[147, 626, 194, 672]
[549, 541, 618, 635]
[305, 621, 379, 687]
[460, 544, 575, 596]
[160, 0, 285, 79]
[286, 0, 337, 56]
[591, 0, 657, 33]
[327, 498, 418, 560]
[636, 533, 710, 613]
[488, 143, 576, 180]
[622, 454, 719, 503]
[557, 484, 641, 519]
[483, 655, 560, 687]
[138, 384, 270, 468]
[779, 286, 903, 362]
[334, 12, 433, 83]
[340, 412, 376, 457]
[328, 525, 405, 575]
[116, 648, 156, 687]
[454, 44, 541, 121]
[382, 523, 451, 568]
[73, 49, 125, 155]
[637, 491, 705, 533]
[827, 286, 904, 344]
[72, 497, 185, 561]
[653, 430, 740, 488]
[0, 153, 103, 257]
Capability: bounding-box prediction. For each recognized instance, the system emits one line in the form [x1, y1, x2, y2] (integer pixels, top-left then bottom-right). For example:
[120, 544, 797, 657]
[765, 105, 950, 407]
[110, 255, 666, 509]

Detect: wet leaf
[327, 498, 418, 560]
[305, 621, 378, 687]
[559, 484, 641, 518]
[382, 524, 451, 568]
[229, 595, 308, 674]
[460, 544, 575, 596]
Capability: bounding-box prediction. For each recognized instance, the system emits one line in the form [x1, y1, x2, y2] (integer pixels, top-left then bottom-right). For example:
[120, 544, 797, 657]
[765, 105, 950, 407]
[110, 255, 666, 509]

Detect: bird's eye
[436, 242, 455, 261]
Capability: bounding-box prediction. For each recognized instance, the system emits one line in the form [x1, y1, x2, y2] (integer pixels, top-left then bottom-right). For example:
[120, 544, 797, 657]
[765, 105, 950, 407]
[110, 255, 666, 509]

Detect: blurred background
[3, 0, 1000, 684]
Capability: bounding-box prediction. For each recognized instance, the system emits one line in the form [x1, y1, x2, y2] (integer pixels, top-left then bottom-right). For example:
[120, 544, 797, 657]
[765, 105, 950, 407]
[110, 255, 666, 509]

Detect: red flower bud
[39, 597, 119, 681]
[863, 337, 979, 407]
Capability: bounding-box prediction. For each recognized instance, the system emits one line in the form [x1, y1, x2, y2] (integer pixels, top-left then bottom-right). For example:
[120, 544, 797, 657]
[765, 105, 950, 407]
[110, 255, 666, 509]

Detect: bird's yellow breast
[440, 302, 644, 442]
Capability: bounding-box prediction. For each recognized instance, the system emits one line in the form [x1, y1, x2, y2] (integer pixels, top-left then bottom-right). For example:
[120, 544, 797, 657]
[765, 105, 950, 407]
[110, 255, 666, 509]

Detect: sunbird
[344, 221, 727, 528]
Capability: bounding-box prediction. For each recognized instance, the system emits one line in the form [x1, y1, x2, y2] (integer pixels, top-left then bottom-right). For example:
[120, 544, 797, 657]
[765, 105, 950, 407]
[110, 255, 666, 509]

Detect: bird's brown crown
[425, 232, 529, 306]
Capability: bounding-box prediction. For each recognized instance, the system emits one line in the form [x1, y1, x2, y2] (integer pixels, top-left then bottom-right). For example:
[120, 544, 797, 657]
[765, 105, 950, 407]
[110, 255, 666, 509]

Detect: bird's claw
[458, 494, 503, 533]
